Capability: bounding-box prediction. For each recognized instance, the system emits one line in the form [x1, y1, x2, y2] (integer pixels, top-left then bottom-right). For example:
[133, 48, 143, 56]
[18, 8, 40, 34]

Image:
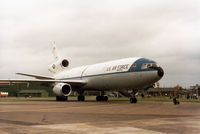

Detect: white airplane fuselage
[54, 57, 164, 91]
[0, 54, 164, 102]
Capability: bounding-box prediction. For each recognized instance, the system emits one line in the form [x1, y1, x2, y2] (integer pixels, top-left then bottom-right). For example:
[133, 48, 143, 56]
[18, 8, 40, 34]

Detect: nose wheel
[173, 97, 180, 105]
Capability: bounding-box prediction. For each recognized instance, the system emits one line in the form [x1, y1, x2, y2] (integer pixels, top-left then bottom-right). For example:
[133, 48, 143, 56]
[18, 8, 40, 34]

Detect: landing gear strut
[77, 90, 85, 102]
[78, 95, 85, 101]
[56, 96, 68, 101]
[173, 97, 180, 105]
[130, 97, 137, 103]
[130, 90, 137, 103]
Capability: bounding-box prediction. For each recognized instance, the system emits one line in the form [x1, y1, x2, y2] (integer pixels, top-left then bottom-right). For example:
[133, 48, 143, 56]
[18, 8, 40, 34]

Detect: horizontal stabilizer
[16, 73, 54, 80]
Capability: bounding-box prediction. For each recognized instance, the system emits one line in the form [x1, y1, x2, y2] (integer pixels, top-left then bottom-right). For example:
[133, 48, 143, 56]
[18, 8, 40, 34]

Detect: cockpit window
[129, 63, 136, 72]
[129, 58, 157, 72]
[141, 63, 158, 69]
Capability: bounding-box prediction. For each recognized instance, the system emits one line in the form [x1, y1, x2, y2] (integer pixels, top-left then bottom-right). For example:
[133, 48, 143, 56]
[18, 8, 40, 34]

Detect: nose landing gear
[173, 97, 180, 105]
[130, 97, 137, 103]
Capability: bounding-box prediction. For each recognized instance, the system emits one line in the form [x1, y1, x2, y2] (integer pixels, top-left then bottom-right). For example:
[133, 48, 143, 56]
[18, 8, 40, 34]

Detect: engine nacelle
[48, 59, 69, 73]
[53, 83, 72, 96]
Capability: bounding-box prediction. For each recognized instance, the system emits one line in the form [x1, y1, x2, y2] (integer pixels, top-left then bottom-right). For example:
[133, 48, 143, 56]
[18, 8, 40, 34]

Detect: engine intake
[62, 59, 69, 67]
[48, 59, 69, 73]
[62, 84, 71, 95]
[53, 83, 72, 96]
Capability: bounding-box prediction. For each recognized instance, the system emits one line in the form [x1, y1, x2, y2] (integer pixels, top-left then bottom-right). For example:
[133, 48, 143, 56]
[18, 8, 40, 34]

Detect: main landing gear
[96, 91, 108, 101]
[78, 95, 85, 101]
[77, 90, 85, 101]
[96, 95, 108, 101]
[130, 90, 138, 103]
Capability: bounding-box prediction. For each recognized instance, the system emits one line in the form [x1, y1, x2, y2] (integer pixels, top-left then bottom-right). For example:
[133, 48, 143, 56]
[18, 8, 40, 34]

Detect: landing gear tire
[56, 96, 60, 101]
[78, 95, 85, 101]
[130, 97, 137, 103]
[56, 96, 68, 101]
[96, 96, 108, 101]
[104, 96, 108, 101]
[96, 96, 101, 101]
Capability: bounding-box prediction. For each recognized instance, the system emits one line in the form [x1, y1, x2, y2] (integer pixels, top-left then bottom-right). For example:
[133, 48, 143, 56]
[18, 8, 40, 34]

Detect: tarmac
[0, 98, 200, 134]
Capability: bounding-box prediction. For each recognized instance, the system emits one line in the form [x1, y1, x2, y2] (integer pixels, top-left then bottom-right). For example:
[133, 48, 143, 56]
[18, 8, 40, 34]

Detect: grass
[0, 97, 55, 102]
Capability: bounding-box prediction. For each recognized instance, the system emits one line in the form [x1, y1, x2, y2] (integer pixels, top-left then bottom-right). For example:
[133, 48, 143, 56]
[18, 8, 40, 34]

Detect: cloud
[0, 0, 200, 88]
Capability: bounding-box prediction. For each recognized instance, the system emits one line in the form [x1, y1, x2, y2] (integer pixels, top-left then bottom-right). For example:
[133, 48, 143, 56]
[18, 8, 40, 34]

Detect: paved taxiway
[0, 98, 200, 134]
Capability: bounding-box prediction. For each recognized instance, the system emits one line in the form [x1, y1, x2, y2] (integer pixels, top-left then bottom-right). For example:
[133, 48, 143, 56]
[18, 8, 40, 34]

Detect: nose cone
[157, 67, 164, 77]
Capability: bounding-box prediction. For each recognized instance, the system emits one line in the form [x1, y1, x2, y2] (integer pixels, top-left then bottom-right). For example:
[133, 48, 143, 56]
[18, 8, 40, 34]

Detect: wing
[16, 73, 54, 80]
[0, 79, 87, 87]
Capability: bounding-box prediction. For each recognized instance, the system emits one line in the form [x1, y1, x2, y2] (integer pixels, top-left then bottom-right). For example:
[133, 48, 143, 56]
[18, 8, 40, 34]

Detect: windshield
[141, 63, 158, 69]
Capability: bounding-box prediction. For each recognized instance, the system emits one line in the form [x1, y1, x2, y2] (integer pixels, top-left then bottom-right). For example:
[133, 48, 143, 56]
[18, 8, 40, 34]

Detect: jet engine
[48, 59, 69, 73]
[53, 83, 72, 96]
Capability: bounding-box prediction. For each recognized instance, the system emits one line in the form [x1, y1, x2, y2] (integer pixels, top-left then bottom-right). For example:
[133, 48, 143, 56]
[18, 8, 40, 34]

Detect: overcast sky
[0, 0, 200, 88]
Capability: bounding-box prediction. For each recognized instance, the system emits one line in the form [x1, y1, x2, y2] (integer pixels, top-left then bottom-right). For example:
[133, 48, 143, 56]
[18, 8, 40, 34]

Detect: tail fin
[51, 41, 60, 61]
[48, 41, 69, 74]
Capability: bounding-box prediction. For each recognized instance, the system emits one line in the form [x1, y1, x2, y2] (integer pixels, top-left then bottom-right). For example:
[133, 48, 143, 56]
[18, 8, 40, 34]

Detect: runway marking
[33, 123, 164, 134]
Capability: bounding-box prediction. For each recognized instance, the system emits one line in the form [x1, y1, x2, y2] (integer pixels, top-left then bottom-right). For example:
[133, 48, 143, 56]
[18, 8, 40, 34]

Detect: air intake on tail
[48, 59, 69, 73]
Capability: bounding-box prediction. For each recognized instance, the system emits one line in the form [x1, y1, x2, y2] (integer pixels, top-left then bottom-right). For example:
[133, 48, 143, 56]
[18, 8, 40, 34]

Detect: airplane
[0, 42, 164, 103]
